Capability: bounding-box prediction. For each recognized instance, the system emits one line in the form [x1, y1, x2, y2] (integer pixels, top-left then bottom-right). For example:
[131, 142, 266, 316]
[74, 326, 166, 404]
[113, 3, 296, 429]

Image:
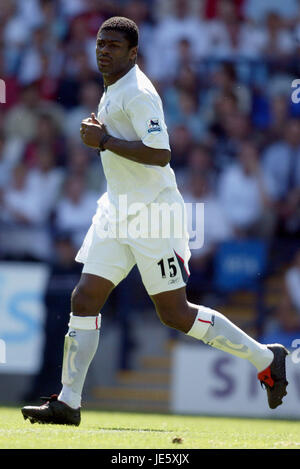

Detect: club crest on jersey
[147, 118, 161, 133]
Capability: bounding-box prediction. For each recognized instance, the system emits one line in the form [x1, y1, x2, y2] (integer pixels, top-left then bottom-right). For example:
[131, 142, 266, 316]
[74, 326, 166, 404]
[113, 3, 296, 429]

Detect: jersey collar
[106, 64, 137, 92]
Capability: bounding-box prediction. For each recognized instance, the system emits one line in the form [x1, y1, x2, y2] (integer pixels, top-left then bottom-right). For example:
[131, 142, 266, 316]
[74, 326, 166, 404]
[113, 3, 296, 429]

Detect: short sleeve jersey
[94, 65, 177, 223]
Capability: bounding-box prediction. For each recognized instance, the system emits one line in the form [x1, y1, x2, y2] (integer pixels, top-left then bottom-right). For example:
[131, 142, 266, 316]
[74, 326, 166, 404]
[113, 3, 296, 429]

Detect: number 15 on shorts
[157, 257, 177, 278]
[157, 251, 190, 286]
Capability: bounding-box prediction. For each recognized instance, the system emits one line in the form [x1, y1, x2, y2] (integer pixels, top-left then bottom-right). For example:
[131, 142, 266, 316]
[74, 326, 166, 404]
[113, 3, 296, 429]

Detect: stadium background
[0, 0, 300, 417]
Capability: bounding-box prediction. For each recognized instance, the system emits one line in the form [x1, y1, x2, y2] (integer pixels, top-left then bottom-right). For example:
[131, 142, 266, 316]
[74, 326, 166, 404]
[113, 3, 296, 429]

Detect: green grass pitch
[0, 407, 300, 449]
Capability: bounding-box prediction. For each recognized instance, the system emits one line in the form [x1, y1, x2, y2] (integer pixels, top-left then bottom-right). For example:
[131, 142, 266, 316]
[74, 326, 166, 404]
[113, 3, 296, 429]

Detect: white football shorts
[75, 187, 191, 296]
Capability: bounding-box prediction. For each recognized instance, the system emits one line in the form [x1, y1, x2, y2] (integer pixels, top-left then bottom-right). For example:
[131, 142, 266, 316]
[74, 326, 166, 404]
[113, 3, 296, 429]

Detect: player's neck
[102, 62, 135, 87]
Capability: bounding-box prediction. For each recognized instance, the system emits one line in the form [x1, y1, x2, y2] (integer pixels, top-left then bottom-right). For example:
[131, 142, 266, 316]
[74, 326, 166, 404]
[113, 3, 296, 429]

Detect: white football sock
[187, 306, 273, 372]
[58, 313, 101, 409]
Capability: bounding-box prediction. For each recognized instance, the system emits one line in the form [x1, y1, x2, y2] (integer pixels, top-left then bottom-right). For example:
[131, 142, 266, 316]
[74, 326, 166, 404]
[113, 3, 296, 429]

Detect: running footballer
[22, 17, 288, 426]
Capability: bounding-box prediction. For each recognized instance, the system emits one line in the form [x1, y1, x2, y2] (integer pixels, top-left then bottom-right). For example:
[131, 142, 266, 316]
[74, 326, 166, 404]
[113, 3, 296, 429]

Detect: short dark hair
[99, 16, 139, 49]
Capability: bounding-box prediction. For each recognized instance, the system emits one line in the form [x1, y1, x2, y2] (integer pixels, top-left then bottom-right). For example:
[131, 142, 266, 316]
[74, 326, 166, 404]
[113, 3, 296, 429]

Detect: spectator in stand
[72, 0, 108, 38]
[183, 170, 233, 253]
[149, 0, 210, 80]
[39, 0, 67, 42]
[203, 0, 244, 20]
[15, 0, 66, 98]
[258, 12, 295, 60]
[165, 38, 200, 76]
[243, 0, 299, 24]
[65, 80, 102, 140]
[0, 131, 24, 189]
[182, 170, 233, 298]
[16, 0, 44, 30]
[252, 90, 293, 138]
[174, 67, 200, 97]
[54, 173, 98, 248]
[57, 49, 99, 109]
[3, 84, 41, 142]
[168, 124, 194, 170]
[0, 162, 52, 260]
[163, 67, 200, 121]
[122, 0, 155, 76]
[209, 91, 239, 137]
[58, 0, 87, 19]
[18, 25, 62, 86]
[0, 42, 20, 110]
[67, 14, 96, 70]
[207, 0, 264, 59]
[23, 112, 66, 168]
[263, 119, 300, 234]
[260, 262, 300, 348]
[284, 250, 300, 316]
[26, 145, 65, 217]
[177, 143, 217, 191]
[166, 90, 206, 142]
[260, 302, 300, 350]
[36, 52, 62, 102]
[187, 143, 216, 180]
[1, 163, 45, 224]
[66, 142, 106, 193]
[218, 140, 275, 237]
[264, 94, 291, 144]
[200, 62, 251, 126]
[2, 0, 34, 74]
[4, 83, 65, 143]
[213, 111, 252, 171]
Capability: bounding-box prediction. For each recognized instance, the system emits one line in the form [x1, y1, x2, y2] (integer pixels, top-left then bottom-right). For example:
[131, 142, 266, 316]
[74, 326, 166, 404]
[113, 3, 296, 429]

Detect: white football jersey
[93, 64, 177, 223]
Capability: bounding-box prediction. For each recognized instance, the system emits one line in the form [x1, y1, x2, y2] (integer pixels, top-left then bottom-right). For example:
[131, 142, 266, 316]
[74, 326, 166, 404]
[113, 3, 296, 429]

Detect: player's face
[96, 30, 137, 77]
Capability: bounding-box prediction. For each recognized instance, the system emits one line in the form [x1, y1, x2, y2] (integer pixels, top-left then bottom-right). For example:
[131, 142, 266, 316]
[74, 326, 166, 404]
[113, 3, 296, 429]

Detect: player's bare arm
[100, 134, 171, 167]
[80, 113, 170, 167]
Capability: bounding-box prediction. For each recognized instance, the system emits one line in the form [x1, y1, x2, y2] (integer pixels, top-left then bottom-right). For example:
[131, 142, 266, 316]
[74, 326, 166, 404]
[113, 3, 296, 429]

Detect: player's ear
[130, 46, 138, 62]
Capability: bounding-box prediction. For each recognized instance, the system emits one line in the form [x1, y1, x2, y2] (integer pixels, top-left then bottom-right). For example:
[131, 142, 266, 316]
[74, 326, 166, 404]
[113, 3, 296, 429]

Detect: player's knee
[71, 283, 99, 315]
[156, 307, 186, 332]
[71, 285, 88, 313]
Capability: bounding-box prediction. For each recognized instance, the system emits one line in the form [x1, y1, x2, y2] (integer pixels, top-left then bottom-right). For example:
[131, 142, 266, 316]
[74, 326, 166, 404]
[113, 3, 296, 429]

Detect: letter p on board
[0, 339, 6, 364]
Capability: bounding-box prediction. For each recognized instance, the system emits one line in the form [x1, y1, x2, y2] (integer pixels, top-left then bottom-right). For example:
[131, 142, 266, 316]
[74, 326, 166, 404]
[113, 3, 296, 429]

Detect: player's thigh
[150, 286, 197, 332]
[77, 223, 136, 284]
[74, 223, 136, 314]
[150, 285, 187, 316]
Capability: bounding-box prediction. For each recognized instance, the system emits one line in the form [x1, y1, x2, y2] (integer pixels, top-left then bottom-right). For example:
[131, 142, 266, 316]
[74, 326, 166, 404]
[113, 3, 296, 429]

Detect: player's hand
[80, 113, 107, 149]
[82, 113, 101, 126]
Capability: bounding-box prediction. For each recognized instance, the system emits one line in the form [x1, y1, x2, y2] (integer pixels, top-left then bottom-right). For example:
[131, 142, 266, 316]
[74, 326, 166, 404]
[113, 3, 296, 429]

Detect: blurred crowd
[1, 0, 300, 340]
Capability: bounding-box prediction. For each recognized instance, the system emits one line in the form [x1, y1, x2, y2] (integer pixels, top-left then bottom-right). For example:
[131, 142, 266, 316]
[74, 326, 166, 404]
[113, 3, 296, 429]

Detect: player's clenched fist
[80, 113, 108, 149]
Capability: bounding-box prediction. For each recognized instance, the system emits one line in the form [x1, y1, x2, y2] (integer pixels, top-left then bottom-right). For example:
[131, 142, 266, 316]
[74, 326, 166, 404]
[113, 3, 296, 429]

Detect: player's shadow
[98, 427, 169, 433]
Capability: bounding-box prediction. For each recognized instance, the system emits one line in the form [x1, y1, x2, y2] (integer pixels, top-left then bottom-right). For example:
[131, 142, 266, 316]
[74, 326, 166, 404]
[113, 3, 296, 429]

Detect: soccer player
[22, 17, 288, 426]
